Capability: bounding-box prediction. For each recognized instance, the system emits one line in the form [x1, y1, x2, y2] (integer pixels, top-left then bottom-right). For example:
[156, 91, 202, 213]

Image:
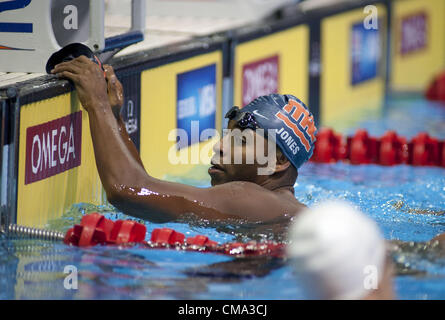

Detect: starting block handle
[88, 0, 105, 51]
[102, 0, 146, 53]
[131, 0, 146, 33]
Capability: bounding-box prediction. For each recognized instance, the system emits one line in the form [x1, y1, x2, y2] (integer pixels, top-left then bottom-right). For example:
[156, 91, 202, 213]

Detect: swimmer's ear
[274, 149, 291, 173]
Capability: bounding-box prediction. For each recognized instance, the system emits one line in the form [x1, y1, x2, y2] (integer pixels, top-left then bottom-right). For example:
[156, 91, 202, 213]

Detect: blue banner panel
[176, 64, 216, 150]
[350, 22, 380, 85]
[0, 22, 32, 33]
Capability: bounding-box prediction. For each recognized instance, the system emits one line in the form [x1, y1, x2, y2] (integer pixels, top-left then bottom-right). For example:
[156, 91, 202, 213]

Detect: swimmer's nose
[212, 135, 228, 164]
[213, 134, 224, 154]
[212, 138, 220, 152]
[213, 132, 232, 155]
[212, 139, 223, 158]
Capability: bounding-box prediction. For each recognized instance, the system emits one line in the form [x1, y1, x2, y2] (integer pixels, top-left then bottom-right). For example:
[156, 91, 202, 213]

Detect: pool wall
[16, 94, 104, 227]
[0, 0, 444, 228]
[320, 4, 388, 130]
[139, 50, 224, 179]
[391, 0, 445, 91]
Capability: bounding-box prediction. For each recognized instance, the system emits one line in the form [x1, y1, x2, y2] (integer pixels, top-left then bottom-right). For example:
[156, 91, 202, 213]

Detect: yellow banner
[140, 51, 222, 181]
[234, 25, 309, 108]
[321, 5, 387, 131]
[17, 94, 104, 227]
[391, 0, 445, 91]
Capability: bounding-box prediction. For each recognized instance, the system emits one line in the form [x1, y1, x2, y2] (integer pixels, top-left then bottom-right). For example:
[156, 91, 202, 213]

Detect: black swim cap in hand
[46, 43, 104, 75]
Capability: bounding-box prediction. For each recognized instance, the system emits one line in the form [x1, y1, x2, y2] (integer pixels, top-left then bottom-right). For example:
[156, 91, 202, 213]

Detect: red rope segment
[64, 213, 286, 258]
[426, 71, 445, 102]
[311, 128, 445, 167]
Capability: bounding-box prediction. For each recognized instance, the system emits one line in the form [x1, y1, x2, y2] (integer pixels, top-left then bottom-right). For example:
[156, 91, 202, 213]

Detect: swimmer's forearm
[87, 102, 148, 195]
[115, 113, 145, 169]
[87, 102, 189, 221]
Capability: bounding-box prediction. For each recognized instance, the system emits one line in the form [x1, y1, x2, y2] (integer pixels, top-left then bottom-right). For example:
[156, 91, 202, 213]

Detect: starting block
[0, 0, 145, 73]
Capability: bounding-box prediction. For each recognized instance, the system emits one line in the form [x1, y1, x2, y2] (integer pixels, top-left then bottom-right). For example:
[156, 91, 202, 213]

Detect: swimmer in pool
[287, 201, 395, 300]
[51, 58, 316, 223]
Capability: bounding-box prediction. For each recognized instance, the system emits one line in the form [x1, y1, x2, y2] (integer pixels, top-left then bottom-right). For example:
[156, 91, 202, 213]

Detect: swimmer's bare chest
[209, 181, 306, 222]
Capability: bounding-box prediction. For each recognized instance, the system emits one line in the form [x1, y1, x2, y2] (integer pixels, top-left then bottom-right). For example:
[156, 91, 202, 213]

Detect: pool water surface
[0, 96, 444, 299]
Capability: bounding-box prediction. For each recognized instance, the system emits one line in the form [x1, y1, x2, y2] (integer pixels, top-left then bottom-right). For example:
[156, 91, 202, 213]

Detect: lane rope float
[311, 129, 445, 167]
[1, 213, 286, 258]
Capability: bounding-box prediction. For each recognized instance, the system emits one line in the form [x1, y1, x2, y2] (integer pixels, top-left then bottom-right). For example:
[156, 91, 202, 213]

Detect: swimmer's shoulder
[209, 180, 272, 197]
[208, 181, 305, 221]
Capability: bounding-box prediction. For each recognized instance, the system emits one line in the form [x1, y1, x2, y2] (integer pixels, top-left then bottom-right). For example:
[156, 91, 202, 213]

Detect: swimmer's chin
[208, 170, 227, 186]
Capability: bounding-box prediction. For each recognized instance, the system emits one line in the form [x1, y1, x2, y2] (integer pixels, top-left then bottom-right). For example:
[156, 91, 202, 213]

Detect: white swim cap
[287, 201, 386, 300]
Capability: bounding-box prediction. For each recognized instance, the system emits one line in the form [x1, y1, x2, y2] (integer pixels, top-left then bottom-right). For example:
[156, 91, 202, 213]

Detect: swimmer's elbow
[106, 189, 133, 217]
[106, 187, 124, 207]
[106, 188, 134, 214]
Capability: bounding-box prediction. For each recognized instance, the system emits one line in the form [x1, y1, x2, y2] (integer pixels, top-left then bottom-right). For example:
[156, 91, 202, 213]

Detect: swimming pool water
[0, 96, 444, 299]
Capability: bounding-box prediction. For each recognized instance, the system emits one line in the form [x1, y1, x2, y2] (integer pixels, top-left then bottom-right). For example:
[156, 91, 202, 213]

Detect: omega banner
[17, 94, 103, 227]
[25, 111, 82, 185]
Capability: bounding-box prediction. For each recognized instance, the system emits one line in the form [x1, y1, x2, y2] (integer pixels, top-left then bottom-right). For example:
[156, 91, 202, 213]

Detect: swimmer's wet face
[210, 94, 317, 186]
[209, 118, 296, 186]
[208, 96, 315, 186]
[209, 119, 272, 185]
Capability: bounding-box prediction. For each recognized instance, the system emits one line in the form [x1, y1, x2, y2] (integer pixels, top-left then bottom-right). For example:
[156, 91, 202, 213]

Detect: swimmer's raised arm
[52, 57, 148, 199]
[103, 64, 145, 169]
[51, 57, 289, 223]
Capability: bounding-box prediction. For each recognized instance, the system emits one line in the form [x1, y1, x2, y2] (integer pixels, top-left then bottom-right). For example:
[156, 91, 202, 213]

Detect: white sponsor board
[0, 0, 145, 73]
[0, 0, 104, 73]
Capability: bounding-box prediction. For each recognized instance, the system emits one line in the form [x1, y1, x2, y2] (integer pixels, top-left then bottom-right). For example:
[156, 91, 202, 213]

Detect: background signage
[176, 64, 217, 150]
[120, 72, 141, 150]
[242, 55, 279, 106]
[350, 22, 380, 85]
[400, 12, 427, 55]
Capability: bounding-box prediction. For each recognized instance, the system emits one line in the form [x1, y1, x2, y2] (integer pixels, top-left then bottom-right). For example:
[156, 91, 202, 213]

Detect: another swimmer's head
[209, 94, 317, 186]
[287, 201, 394, 300]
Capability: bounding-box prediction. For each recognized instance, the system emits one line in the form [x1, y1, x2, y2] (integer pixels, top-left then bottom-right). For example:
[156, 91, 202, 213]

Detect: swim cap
[226, 94, 317, 169]
[46, 43, 104, 75]
[287, 201, 386, 300]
